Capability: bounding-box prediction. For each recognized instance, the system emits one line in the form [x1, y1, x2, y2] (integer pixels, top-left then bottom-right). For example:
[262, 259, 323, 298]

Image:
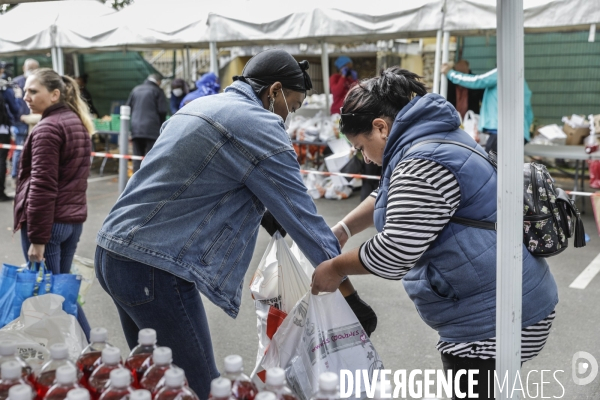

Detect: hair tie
[298, 60, 312, 91]
[232, 75, 247, 83]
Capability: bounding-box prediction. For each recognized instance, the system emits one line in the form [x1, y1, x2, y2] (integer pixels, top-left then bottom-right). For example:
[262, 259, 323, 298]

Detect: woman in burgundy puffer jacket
[13, 68, 94, 339]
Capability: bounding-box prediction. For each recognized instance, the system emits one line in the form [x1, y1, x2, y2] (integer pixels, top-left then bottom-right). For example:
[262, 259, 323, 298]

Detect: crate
[93, 119, 111, 132]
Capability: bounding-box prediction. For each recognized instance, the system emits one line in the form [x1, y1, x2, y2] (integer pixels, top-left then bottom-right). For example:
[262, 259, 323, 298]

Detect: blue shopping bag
[0, 263, 37, 328]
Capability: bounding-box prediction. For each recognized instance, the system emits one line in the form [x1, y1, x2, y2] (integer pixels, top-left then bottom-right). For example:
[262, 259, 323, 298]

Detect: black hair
[233, 49, 312, 97]
[339, 67, 428, 137]
[0, 95, 11, 127]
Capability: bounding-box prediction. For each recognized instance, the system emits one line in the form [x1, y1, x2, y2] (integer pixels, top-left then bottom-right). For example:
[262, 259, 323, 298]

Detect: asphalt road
[1, 166, 599, 399]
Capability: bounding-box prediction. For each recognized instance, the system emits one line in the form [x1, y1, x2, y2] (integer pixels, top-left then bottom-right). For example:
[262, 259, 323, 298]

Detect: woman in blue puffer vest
[311, 67, 558, 400]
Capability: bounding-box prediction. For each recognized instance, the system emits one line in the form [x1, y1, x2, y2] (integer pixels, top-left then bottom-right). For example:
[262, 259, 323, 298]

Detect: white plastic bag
[249, 233, 312, 385]
[71, 255, 95, 306]
[323, 176, 352, 200]
[462, 110, 479, 140]
[260, 291, 383, 400]
[304, 172, 326, 200]
[0, 294, 88, 372]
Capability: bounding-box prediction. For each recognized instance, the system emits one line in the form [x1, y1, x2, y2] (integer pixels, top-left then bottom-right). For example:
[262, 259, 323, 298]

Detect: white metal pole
[118, 105, 131, 194]
[432, 30, 443, 94]
[72, 54, 80, 77]
[496, 0, 524, 398]
[209, 41, 219, 75]
[320, 42, 331, 114]
[56, 47, 64, 75]
[185, 46, 192, 82]
[51, 47, 58, 72]
[440, 31, 450, 98]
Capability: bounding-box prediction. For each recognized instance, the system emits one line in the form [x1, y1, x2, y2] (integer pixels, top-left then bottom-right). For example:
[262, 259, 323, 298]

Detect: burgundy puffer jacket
[14, 103, 91, 244]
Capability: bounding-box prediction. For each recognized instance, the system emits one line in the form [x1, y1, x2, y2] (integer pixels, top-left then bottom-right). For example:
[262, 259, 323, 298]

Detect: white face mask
[172, 88, 183, 97]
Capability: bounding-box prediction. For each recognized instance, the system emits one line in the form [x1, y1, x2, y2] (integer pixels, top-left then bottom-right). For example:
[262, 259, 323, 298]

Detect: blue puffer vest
[374, 94, 558, 342]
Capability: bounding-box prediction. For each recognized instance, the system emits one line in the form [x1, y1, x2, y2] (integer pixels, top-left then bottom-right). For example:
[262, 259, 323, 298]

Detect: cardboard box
[538, 124, 567, 145]
[563, 123, 589, 145]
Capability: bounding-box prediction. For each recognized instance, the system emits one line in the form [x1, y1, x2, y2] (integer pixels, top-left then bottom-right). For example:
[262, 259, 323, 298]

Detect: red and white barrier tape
[300, 169, 380, 181]
[1, 144, 144, 160]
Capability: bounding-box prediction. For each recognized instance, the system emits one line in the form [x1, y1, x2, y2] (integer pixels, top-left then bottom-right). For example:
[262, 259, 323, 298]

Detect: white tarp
[0, 0, 114, 56]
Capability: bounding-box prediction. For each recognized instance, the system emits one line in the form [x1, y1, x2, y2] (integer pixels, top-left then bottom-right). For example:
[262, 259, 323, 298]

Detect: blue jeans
[21, 223, 91, 340]
[94, 246, 219, 399]
[12, 123, 27, 179]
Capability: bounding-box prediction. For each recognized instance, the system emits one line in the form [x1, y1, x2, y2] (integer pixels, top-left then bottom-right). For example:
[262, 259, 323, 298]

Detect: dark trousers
[94, 246, 220, 399]
[441, 352, 496, 400]
[0, 134, 10, 195]
[132, 138, 156, 172]
[20, 222, 91, 340]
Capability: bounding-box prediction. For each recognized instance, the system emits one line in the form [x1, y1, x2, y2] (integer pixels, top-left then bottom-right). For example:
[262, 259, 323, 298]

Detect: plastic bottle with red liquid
[66, 389, 90, 400]
[1, 361, 33, 400]
[129, 390, 151, 400]
[154, 368, 198, 400]
[208, 378, 233, 400]
[139, 348, 176, 395]
[35, 344, 81, 400]
[43, 365, 84, 400]
[222, 355, 257, 400]
[7, 384, 33, 400]
[98, 368, 134, 400]
[0, 342, 33, 384]
[88, 348, 125, 400]
[309, 373, 339, 400]
[76, 328, 113, 387]
[264, 368, 297, 400]
[125, 330, 157, 388]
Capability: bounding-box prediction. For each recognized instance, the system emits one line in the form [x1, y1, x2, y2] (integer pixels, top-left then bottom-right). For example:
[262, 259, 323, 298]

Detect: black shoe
[0, 194, 14, 202]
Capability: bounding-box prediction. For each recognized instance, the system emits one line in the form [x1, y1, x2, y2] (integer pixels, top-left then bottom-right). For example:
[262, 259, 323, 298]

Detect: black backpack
[406, 139, 586, 257]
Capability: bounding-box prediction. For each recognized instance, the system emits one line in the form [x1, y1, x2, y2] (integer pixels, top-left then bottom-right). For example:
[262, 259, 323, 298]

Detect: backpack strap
[404, 139, 497, 231]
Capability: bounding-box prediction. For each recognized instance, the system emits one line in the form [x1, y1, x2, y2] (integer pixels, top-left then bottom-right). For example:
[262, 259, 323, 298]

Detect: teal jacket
[446, 68, 534, 141]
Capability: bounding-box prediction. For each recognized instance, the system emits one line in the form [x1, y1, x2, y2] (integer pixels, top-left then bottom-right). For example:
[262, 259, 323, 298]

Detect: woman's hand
[311, 259, 345, 295]
[331, 223, 349, 249]
[28, 243, 45, 263]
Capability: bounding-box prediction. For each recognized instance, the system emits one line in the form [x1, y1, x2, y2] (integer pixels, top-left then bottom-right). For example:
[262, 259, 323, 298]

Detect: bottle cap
[66, 388, 90, 400]
[210, 377, 232, 398]
[130, 390, 152, 400]
[164, 367, 185, 387]
[266, 367, 285, 386]
[223, 355, 243, 373]
[319, 372, 338, 391]
[50, 343, 69, 360]
[101, 347, 121, 364]
[1, 361, 21, 380]
[109, 368, 131, 388]
[0, 341, 16, 357]
[152, 347, 172, 365]
[255, 392, 276, 400]
[90, 328, 108, 343]
[56, 365, 77, 384]
[8, 385, 32, 400]
[138, 329, 157, 345]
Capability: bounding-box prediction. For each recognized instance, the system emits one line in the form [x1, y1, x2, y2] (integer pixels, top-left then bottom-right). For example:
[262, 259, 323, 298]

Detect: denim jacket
[97, 81, 340, 318]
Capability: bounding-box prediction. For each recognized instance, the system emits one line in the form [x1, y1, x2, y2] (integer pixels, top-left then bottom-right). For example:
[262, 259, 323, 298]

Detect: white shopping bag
[71, 255, 95, 306]
[249, 233, 312, 385]
[462, 110, 479, 141]
[260, 291, 384, 400]
[0, 294, 88, 372]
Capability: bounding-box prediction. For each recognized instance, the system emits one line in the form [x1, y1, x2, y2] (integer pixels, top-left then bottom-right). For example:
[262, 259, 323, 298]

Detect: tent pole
[56, 47, 64, 75]
[432, 30, 442, 94]
[51, 47, 58, 72]
[496, 0, 524, 398]
[185, 46, 192, 82]
[440, 31, 450, 98]
[72, 54, 80, 77]
[320, 41, 330, 114]
[209, 42, 219, 75]
[172, 50, 176, 79]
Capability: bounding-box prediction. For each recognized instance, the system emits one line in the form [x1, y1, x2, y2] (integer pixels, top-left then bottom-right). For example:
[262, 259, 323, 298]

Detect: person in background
[75, 74, 99, 117]
[446, 59, 484, 119]
[329, 55, 357, 116]
[169, 78, 189, 115]
[179, 72, 220, 108]
[311, 67, 557, 400]
[0, 92, 14, 201]
[442, 62, 533, 154]
[126, 73, 168, 173]
[12, 58, 40, 182]
[14, 68, 94, 339]
[95, 49, 377, 399]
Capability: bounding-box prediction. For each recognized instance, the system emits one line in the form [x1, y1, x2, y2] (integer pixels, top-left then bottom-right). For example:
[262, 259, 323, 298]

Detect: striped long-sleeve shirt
[359, 158, 554, 361]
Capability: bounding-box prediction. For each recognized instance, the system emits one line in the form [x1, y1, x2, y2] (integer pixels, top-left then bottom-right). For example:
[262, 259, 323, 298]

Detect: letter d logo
[572, 351, 598, 386]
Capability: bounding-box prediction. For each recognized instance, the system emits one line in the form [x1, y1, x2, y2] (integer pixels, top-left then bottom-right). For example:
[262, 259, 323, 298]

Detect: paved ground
[1, 162, 599, 399]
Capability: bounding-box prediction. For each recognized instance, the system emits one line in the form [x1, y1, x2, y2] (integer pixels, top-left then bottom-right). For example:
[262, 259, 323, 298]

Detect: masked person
[95, 49, 377, 399]
[169, 78, 189, 115]
[179, 72, 220, 108]
[311, 67, 557, 400]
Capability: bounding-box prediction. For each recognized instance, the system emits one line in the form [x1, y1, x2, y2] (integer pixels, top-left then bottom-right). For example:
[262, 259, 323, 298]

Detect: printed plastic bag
[70, 255, 96, 306]
[249, 233, 312, 384]
[304, 172, 326, 200]
[462, 110, 479, 141]
[588, 160, 600, 189]
[323, 176, 352, 200]
[0, 294, 88, 372]
[260, 291, 383, 400]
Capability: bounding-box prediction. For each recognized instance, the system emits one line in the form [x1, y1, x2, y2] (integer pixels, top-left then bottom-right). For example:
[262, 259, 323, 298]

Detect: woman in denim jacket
[95, 49, 377, 398]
